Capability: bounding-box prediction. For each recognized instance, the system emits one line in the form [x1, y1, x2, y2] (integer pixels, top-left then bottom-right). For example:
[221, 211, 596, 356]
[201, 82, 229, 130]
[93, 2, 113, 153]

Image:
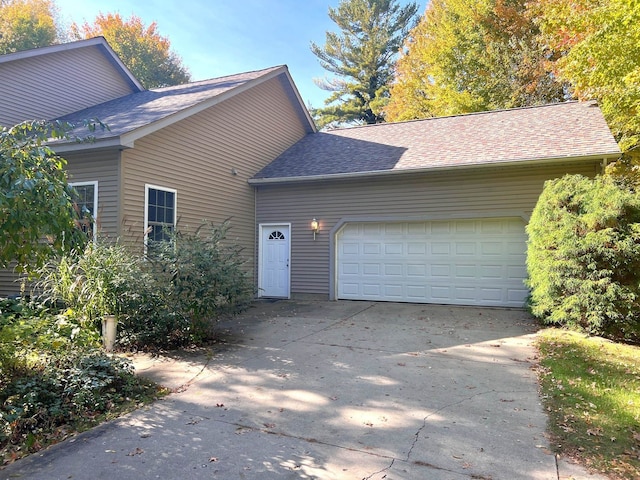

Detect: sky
[54, 0, 428, 109]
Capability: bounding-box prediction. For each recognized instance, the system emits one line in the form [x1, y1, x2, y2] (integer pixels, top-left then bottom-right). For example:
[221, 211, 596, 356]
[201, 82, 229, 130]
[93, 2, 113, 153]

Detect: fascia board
[248, 152, 622, 185]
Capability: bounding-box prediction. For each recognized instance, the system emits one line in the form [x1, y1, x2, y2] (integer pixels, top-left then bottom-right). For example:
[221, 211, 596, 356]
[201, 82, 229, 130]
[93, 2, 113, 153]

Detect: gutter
[248, 152, 622, 185]
[51, 137, 133, 153]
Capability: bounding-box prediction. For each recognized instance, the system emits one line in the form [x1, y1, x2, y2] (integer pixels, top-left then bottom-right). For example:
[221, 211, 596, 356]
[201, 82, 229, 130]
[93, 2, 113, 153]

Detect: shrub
[118, 221, 253, 349]
[526, 174, 640, 343]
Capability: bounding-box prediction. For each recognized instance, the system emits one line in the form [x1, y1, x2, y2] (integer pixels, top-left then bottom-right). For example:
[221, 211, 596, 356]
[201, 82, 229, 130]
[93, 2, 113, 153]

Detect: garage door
[336, 218, 528, 307]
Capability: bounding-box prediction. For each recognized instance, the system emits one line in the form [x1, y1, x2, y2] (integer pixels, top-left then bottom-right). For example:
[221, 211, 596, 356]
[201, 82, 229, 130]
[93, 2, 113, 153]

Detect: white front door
[259, 224, 291, 298]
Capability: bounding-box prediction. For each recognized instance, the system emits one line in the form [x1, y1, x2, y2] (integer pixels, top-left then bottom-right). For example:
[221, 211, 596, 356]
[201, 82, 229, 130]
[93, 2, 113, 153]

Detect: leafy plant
[36, 240, 142, 325]
[526, 174, 640, 343]
[0, 121, 88, 272]
[118, 221, 253, 349]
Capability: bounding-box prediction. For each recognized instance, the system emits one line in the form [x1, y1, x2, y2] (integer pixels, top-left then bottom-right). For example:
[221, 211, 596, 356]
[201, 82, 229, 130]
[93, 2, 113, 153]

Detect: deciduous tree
[311, 0, 419, 127]
[386, 0, 566, 122]
[71, 13, 190, 89]
[0, 0, 61, 54]
[534, 0, 640, 153]
[0, 121, 88, 272]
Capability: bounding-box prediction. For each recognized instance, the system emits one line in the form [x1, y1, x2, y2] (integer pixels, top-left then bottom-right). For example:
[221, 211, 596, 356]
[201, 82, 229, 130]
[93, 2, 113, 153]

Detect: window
[144, 184, 177, 245]
[70, 181, 98, 240]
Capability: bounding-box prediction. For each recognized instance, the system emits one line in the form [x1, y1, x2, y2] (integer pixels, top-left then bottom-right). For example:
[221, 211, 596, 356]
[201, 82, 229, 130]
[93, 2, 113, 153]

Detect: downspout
[601, 158, 608, 174]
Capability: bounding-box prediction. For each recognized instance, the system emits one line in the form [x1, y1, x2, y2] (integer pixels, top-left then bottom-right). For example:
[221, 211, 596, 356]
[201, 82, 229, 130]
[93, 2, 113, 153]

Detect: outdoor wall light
[311, 218, 319, 240]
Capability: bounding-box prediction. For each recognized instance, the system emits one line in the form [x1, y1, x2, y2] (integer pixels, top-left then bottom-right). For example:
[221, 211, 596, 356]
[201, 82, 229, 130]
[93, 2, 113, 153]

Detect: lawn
[536, 329, 640, 479]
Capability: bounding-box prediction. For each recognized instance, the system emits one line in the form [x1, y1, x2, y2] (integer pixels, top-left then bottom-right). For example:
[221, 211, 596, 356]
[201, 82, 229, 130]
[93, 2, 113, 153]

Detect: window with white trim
[144, 184, 177, 244]
[70, 181, 98, 240]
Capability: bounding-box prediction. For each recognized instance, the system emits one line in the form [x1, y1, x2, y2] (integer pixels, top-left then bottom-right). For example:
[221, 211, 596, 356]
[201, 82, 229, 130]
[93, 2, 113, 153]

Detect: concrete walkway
[1, 300, 607, 480]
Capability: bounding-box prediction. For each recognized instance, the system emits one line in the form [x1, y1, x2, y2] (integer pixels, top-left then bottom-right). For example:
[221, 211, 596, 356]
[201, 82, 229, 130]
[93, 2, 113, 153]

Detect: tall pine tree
[311, 0, 419, 128]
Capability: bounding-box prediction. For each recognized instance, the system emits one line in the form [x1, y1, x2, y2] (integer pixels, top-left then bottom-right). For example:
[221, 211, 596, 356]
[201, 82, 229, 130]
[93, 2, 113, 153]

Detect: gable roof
[250, 102, 621, 184]
[53, 65, 316, 152]
[0, 37, 143, 92]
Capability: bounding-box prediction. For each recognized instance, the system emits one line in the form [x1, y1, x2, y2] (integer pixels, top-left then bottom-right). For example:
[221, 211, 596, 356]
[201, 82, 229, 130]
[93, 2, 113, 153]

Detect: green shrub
[526, 174, 640, 343]
[118, 221, 253, 349]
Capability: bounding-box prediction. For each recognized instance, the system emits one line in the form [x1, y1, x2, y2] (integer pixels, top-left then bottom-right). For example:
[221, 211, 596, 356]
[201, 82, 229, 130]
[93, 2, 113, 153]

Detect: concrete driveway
[1, 300, 605, 480]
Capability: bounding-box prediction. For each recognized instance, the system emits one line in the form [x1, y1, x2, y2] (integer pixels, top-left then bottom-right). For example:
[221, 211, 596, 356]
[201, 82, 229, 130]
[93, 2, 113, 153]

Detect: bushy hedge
[526, 174, 640, 343]
[119, 221, 253, 349]
[37, 221, 253, 350]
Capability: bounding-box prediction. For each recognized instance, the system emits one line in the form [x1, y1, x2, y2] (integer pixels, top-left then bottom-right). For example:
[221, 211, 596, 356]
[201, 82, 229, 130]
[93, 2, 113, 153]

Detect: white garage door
[336, 218, 528, 307]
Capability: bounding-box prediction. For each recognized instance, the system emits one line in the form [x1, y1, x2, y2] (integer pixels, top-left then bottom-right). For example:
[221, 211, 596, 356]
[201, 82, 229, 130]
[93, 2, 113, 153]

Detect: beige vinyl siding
[120, 75, 308, 266]
[255, 161, 600, 296]
[0, 264, 26, 297]
[65, 150, 121, 240]
[0, 45, 135, 127]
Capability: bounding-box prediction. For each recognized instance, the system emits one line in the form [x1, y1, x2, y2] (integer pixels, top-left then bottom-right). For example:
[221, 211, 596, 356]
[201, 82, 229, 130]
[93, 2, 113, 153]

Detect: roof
[53, 65, 316, 152]
[250, 102, 621, 184]
[0, 37, 143, 92]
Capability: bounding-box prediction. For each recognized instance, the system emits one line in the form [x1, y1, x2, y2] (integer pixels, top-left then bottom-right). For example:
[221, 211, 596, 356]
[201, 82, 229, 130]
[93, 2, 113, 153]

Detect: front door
[259, 224, 291, 298]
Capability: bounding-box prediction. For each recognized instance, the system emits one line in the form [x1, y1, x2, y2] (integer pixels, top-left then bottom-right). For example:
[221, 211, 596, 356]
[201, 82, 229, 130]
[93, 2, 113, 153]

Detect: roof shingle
[252, 102, 620, 182]
[57, 66, 286, 141]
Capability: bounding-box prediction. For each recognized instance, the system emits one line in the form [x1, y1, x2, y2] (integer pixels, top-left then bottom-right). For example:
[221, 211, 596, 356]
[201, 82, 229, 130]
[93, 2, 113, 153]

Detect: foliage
[36, 222, 253, 351]
[0, 0, 61, 54]
[534, 0, 640, 153]
[36, 240, 143, 324]
[0, 120, 89, 273]
[310, 0, 419, 127]
[71, 12, 191, 89]
[118, 221, 253, 349]
[386, 0, 566, 122]
[0, 297, 161, 464]
[526, 175, 640, 343]
[537, 329, 640, 478]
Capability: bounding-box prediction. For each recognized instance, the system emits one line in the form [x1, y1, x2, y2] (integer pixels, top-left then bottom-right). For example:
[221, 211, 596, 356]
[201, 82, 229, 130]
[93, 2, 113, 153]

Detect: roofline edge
[248, 152, 622, 185]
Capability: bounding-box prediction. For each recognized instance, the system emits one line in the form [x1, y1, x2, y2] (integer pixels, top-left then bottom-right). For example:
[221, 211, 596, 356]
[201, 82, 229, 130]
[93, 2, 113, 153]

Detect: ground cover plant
[537, 328, 640, 478]
[0, 298, 164, 466]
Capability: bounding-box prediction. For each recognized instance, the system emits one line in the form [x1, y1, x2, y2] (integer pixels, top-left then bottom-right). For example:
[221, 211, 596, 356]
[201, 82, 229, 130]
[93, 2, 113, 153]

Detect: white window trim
[69, 180, 98, 242]
[144, 184, 177, 253]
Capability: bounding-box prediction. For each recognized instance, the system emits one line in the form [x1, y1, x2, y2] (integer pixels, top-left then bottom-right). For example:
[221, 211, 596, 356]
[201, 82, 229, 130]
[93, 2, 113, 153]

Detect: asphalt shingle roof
[252, 102, 621, 182]
[57, 66, 285, 141]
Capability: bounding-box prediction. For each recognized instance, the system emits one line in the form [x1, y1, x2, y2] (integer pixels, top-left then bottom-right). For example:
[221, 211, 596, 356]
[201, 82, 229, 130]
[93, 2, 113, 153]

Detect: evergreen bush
[526, 174, 640, 343]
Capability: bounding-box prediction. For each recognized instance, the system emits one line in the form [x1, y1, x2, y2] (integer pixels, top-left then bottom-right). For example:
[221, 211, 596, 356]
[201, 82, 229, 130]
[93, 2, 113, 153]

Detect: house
[249, 102, 621, 307]
[1, 38, 622, 307]
[0, 37, 316, 296]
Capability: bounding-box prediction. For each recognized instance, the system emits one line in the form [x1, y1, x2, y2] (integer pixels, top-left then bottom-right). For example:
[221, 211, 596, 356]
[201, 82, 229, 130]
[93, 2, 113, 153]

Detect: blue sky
[55, 0, 428, 108]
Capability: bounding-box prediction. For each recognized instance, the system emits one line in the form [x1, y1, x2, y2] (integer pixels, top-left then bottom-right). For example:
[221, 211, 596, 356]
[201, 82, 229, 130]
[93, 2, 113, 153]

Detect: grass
[536, 328, 640, 479]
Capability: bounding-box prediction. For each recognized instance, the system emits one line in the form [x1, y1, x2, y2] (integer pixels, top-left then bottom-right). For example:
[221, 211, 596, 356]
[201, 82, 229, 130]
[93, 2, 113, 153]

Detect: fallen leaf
[209, 457, 218, 462]
[127, 447, 144, 456]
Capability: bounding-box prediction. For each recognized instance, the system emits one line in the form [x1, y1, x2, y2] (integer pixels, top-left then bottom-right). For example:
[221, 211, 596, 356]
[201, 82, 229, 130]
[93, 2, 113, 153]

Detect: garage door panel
[407, 264, 426, 276]
[337, 218, 528, 307]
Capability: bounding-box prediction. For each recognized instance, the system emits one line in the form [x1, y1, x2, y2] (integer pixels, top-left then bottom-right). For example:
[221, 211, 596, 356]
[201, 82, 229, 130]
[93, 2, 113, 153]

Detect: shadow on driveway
[1, 300, 606, 480]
